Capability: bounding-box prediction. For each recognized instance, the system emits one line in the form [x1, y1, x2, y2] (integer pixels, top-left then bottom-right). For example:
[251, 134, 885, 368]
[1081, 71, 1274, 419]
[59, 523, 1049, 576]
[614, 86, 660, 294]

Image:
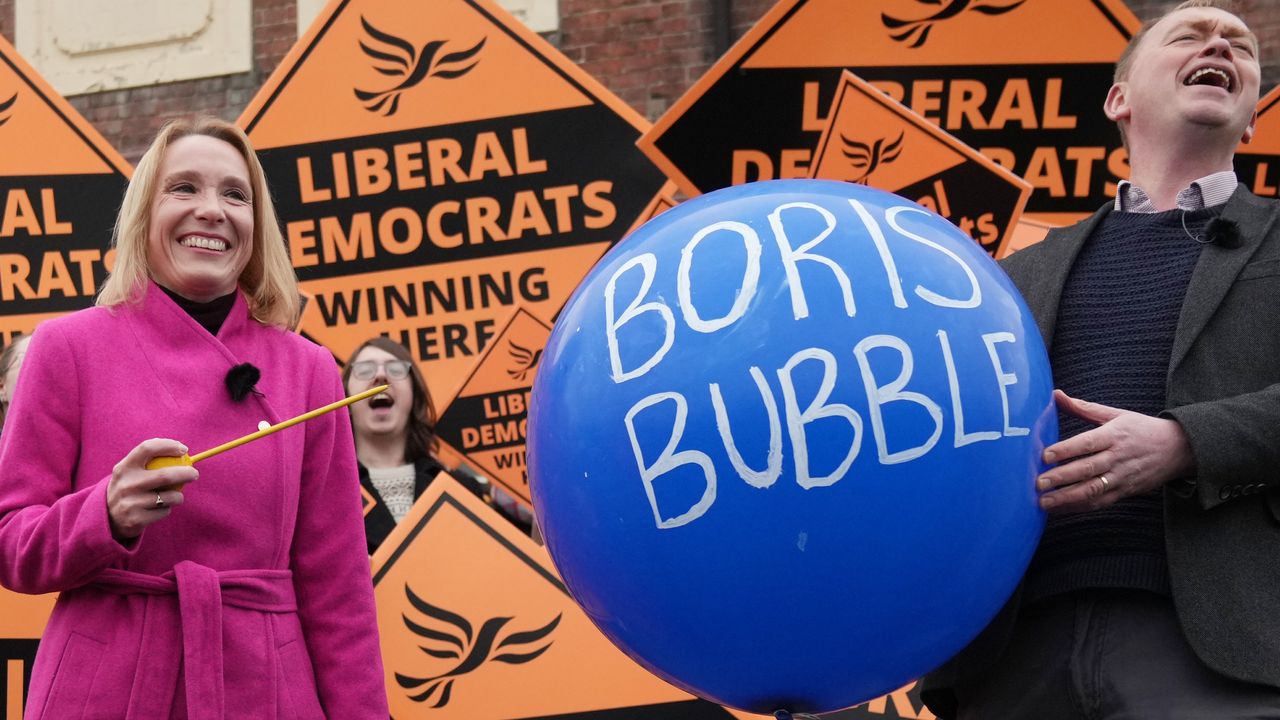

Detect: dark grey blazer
[922, 186, 1280, 717]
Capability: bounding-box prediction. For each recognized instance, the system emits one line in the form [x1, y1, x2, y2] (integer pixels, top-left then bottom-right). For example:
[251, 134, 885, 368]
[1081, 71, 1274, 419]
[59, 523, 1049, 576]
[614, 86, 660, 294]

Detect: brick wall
[2, 1, 1279, 163]
[556, 0, 773, 118]
[0, 0, 13, 45]
[60, 0, 297, 162]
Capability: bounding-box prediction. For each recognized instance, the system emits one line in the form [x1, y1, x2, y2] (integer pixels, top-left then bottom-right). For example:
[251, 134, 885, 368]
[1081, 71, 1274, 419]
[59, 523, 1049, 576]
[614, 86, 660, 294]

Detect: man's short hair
[1114, 0, 1254, 84]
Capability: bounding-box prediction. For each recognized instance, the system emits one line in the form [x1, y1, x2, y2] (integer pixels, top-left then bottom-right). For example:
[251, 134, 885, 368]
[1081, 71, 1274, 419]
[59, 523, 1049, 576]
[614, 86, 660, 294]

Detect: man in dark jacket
[923, 1, 1280, 717]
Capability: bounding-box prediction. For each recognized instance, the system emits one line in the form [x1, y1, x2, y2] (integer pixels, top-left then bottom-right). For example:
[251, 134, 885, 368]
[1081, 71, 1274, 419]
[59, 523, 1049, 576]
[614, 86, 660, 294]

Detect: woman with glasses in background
[0, 334, 31, 436]
[342, 337, 499, 554]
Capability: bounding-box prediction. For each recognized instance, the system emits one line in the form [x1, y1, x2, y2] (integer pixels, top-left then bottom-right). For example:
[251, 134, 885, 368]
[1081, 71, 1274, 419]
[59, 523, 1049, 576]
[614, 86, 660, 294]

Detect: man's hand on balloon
[1036, 390, 1196, 514]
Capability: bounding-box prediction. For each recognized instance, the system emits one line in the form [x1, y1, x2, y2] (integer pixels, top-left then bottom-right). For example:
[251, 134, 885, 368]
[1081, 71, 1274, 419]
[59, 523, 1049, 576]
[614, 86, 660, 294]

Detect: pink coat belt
[91, 561, 297, 720]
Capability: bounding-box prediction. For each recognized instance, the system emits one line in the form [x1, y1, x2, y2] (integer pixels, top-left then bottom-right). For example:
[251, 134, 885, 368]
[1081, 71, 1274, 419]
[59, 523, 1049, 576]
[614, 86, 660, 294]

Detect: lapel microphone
[1204, 217, 1242, 249]
[225, 362, 262, 402]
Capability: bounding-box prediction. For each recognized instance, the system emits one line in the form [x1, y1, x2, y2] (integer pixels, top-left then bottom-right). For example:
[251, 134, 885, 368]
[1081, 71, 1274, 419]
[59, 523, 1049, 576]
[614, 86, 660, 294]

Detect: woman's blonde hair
[96, 117, 300, 328]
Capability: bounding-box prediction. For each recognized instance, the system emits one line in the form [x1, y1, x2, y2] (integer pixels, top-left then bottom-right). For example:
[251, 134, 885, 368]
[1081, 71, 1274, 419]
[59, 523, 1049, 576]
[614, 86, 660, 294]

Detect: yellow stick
[188, 384, 389, 464]
[145, 385, 391, 479]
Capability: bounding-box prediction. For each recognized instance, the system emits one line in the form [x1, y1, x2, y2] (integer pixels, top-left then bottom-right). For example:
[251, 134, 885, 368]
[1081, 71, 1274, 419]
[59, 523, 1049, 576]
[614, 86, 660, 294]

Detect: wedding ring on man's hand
[1099, 475, 1110, 491]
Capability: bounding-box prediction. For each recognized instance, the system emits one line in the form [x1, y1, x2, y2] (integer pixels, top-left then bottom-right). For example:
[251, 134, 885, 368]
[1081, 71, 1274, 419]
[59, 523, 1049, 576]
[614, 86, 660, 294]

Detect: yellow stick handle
[188, 384, 388, 464]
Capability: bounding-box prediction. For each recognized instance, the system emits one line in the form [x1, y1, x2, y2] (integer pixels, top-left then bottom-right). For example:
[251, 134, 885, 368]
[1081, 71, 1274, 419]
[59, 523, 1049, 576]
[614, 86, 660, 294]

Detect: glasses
[350, 360, 413, 381]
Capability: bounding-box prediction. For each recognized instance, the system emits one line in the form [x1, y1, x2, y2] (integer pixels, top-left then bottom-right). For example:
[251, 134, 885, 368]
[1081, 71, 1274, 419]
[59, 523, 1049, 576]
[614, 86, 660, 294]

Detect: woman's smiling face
[147, 134, 255, 302]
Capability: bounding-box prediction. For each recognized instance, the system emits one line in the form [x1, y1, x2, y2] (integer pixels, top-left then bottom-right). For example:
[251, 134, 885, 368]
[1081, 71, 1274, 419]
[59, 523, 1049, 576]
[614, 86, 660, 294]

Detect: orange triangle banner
[625, 180, 682, 237]
[239, 0, 667, 405]
[811, 71, 1031, 257]
[0, 589, 55, 713]
[1234, 86, 1280, 199]
[434, 306, 552, 506]
[371, 474, 736, 718]
[638, 0, 1139, 227]
[0, 36, 132, 343]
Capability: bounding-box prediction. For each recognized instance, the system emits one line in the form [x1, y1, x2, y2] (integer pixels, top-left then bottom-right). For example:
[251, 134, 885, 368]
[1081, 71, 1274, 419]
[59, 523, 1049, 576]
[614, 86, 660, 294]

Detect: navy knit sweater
[1022, 207, 1215, 602]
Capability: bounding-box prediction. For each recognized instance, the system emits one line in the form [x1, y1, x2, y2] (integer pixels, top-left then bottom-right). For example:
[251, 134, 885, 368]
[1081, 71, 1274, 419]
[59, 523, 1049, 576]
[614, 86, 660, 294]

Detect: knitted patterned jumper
[1022, 206, 1215, 603]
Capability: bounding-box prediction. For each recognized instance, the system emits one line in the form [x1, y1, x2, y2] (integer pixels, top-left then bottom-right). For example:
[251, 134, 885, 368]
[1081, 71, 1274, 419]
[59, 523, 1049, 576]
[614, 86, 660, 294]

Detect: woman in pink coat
[0, 118, 388, 718]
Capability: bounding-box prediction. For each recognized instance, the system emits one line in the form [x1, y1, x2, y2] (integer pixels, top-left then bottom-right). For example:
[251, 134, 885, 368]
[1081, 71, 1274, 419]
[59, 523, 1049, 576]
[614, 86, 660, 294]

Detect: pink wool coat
[0, 283, 388, 718]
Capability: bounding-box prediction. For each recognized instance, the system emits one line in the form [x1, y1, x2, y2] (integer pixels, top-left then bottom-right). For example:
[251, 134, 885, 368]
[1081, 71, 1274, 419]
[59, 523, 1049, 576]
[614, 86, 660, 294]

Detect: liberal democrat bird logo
[353, 16, 487, 116]
[506, 340, 543, 382]
[396, 584, 561, 707]
[840, 131, 904, 184]
[882, 0, 1027, 48]
[0, 92, 16, 128]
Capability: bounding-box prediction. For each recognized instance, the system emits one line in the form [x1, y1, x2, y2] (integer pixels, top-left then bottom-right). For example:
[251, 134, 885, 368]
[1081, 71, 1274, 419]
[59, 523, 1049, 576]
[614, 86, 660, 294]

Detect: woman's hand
[107, 439, 199, 539]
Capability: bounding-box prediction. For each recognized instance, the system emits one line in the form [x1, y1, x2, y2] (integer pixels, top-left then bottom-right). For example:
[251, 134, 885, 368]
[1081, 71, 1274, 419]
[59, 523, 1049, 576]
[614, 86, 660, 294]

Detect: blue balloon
[528, 179, 1053, 714]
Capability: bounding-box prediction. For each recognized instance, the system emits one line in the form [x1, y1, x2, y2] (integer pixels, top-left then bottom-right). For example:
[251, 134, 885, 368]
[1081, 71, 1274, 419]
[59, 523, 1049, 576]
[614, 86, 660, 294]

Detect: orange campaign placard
[1234, 85, 1280, 199]
[627, 179, 682, 235]
[726, 682, 937, 720]
[239, 0, 667, 405]
[811, 70, 1031, 256]
[638, 0, 1139, 227]
[370, 473, 736, 719]
[0, 35, 131, 346]
[1004, 217, 1058, 259]
[433, 306, 551, 505]
[370, 470, 938, 720]
[360, 484, 378, 517]
[0, 591, 55, 719]
[0, 36, 126, 717]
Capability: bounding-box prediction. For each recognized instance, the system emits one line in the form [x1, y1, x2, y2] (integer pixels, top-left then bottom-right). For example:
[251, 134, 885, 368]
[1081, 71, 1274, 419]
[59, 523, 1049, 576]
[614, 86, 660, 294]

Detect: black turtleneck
[159, 285, 237, 336]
